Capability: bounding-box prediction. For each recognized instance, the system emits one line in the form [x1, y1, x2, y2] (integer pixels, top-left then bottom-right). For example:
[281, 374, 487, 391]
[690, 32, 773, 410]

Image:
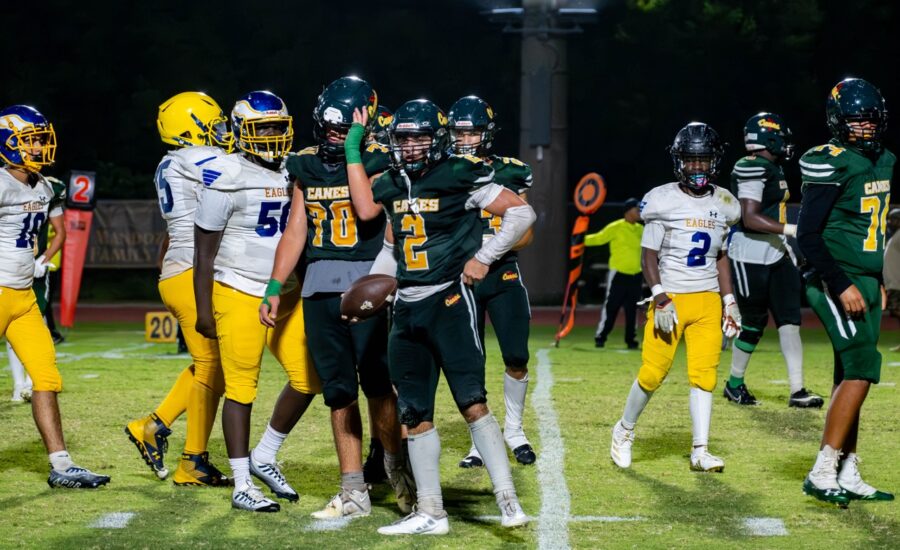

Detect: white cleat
[498, 492, 529, 528]
[232, 481, 280, 512]
[311, 489, 371, 519]
[690, 447, 725, 473]
[610, 420, 634, 468]
[250, 457, 298, 502]
[378, 509, 450, 536]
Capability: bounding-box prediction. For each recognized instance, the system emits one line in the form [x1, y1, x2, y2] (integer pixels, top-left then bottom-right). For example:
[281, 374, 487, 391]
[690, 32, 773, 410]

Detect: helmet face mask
[313, 76, 378, 162]
[826, 78, 888, 153]
[388, 100, 449, 175]
[449, 127, 488, 156]
[669, 122, 725, 192]
[232, 91, 293, 164]
[157, 91, 234, 152]
[0, 106, 57, 173]
[744, 112, 793, 162]
[448, 96, 496, 157]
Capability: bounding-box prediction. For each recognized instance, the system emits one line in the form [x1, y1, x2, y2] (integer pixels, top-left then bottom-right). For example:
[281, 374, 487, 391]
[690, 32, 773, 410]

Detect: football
[340, 274, 398, 321]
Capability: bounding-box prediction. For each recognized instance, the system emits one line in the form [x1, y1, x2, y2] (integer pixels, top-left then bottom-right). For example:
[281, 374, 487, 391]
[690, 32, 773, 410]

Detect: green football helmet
[826, 78, 887, 153]
[312, 75, 378, 161]
[447, 95, 497, 156]
[389, 99, 449, 174]
[744, 112, 793, 161]
[370, 105, 392, 146]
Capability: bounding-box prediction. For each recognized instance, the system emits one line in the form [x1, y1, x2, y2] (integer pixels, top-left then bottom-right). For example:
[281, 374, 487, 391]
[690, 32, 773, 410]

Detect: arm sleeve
[640, 221, 665, 251]
[466, 183, 504, 210]
[473, 203, 536, 264]
[796, 183, 853, 295]
[194, 188, 234, 231]
[736, 180, 764, 202]
[584, 222, 615, 246]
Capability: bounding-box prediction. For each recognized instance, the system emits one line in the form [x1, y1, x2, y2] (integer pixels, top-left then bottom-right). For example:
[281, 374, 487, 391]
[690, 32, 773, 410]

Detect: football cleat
[387, 462, 417, 514]
[610, 420, 634, 469]
[594, 337, 605, 348]
[11, 385, 32, 403]
[838, 454, 895, 501]
[458, 445, 483, 469]
[803, 477, 850, 506]
[789, 388, 824, 409]
[498, 492, 529, 528]
[48, 466, 111, 489]
[690, 447, 725, 472]
[512, 444, 537, 465]
[723, 383, 758, 406]
[626, 341, 640, 350]
[125, 413, 171, 479]
[173, 452, 232, 487]
[250, 457, 298, 502]
[232, 481, 280, 512]
[378, 509, 450, 536]
[363, 439, 387, 484]
[311, 489, 371, 519]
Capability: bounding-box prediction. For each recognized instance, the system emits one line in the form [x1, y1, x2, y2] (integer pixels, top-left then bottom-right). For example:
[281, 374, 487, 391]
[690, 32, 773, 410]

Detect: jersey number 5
[154, 160, 175, 214]
[256, 201, 291, 237]
[400, 214, 429, 271]
[687, 231, 712, 267]
[860, 194, 891, 251]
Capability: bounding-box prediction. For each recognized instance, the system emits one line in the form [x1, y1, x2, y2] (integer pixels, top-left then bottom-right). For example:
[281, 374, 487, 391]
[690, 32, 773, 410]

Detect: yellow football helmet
[157, 92, 234, 151]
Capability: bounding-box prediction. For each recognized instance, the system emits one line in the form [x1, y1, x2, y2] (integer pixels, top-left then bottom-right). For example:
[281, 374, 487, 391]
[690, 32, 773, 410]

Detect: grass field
[1, 321, 898, 549]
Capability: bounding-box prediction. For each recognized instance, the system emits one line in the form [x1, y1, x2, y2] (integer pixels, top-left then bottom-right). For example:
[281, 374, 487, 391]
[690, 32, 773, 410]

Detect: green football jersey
[800, 139, 895, 276]
[285, 143, 391, 261]
[731, 154, 789, 231]
[373, 154, 494, 287]
[480, 156, 533, 262]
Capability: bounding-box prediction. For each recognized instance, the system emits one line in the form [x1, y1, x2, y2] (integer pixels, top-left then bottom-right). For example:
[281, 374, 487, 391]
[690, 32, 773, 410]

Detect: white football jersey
[194, 154, 294, 297]
[0, 169, 54, 289]
[640, 182, 741, 294]
[154, 146, 228, 281]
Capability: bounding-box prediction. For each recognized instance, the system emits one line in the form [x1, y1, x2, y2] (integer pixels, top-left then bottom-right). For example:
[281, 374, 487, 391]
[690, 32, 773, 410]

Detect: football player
[193, 91, 322, 512]
[345, 99, 535, 535]
[798, 78, 894, 504]
[7, 175, 65, 403]
[124, 92, 233, 486]
[368, 104, 392, 147]
[261, 76, 412, 520]
[610, 122, 741, 473]
[725, 113, 823, 408]
[0, 104, 109, 488]
[447, 96, 537, 468]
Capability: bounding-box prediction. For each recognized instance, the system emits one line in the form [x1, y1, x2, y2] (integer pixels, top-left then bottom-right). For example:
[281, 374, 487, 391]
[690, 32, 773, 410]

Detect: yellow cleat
[125, 413, 171, 479]
[173, 452, 232, 487]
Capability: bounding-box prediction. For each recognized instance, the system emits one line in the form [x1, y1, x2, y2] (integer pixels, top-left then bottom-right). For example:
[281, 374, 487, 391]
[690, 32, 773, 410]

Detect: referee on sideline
[585, 198, 644, 349]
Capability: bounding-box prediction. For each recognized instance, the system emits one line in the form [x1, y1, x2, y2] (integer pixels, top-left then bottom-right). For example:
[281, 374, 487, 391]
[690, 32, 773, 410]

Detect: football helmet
[744, 112, 794, 161]
[370, 105, 393, 147]
[389, 99, 449, 174]
[447, 95, 497, 156]
[232, 91, 293, 163]
[826, 78, 888, 153]
[313, 76, 378, 161]
[669, 122, 725, 191]
[0, 105, 56, 172]
[157, 91, 234, 151]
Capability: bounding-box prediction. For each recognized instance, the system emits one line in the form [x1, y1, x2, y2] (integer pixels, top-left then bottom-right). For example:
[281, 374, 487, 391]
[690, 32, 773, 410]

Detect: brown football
[340, 274, 398, 320]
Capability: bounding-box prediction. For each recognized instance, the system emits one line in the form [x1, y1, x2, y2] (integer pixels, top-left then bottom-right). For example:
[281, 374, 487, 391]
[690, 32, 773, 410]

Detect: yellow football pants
[0, 286, 61, 392]
[638, 292, 722, 393]
[213, 282, 320, 405]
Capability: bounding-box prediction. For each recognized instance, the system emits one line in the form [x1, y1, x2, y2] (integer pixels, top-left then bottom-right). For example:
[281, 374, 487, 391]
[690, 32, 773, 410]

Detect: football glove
[653, 298, 678, 334]
[34, 256, 55, 279]
[722, 294, 742, 338]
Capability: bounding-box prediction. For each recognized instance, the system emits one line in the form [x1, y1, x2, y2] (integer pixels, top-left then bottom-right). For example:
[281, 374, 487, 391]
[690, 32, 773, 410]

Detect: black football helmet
[669, 122, 725, 191]
[389, 99, 449, 174]
[826, 78, 887, 153]
[744, 112, 794, 161]
[370, 105, 392, 147]
[447, 95, 497, 156]
[312, 76, 378, 161]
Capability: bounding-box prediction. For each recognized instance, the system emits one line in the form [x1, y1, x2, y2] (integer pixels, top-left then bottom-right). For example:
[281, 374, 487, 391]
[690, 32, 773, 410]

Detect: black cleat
[458, 455, 484, 468]
[512, 444, 536, 465]
[363, 439, 387, 484]
[594, 338, 605, 348]
[48, 466, 111, 489]
[789, 388, 824, 408]
[723, 382, 758, 406]
[626, 341, 639, 350]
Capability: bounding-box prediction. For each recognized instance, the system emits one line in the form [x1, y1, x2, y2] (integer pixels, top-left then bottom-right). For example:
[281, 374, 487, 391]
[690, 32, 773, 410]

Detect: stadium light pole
[484, 0, 596, 304]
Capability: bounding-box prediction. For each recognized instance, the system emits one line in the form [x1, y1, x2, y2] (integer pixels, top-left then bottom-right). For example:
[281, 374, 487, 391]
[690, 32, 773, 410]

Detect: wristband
[782, 223, 797, 238]
[723, 293, 736, 306]
[262, 279, 283, 307]
[651, 284, 665, 298]
[344, 123, 365, 165]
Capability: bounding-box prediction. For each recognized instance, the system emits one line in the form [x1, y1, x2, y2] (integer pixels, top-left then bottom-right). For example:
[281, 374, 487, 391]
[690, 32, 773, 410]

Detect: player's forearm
[716, 253, 734, 297]
[271, 228, 305, 284]
[345, 123, 381, 221]
[743, 211, 791, 235]
[192, 225, 222, 318]
[641, 247, 665, 303]
[474, 204, 536, 264]
[42, 216, 66, 262]
[797, 185, 852, 294]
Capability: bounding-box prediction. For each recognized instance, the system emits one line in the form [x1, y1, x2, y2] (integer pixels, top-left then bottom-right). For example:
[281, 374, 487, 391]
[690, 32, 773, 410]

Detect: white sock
[778, 325, 804, 394]
[689, 387, 712, 447]
[621, 380, 652, 430]
[7, 342, 30, 390]
[729, 347, 752, 380]
[469, 413, 516, 500]
[49, 450, 74, 472]
[251, 424, 287, 465]
[503, 372, 529, 449]
[229, 457, 251, 490]
[408, 427, 445, 518]
[810, 445, 842, 488]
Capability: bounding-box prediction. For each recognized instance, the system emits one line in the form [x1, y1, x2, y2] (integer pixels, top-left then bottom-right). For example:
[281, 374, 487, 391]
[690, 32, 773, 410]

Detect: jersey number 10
[16, 212, 47, 249]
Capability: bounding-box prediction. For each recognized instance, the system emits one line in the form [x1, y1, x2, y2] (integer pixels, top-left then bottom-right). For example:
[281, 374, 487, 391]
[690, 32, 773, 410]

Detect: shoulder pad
[715, 187, 741, 225]
[172, 145, 227, 166]
[498, 156, 533, 189]
[450, 155, 494, 187]
[297, 146, 318, 156]
[732, 156, 772, 180]
[197, 154, 249, 191]
[800, 144, 848, 185]
[365, 143, 389, 154]
[639, 184, 673, 222]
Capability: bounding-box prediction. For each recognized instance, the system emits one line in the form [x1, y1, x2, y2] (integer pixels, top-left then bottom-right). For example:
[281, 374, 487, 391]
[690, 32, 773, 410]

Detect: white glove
[653, 297, 678, 334]
[33, 256, 55, 279]
[722, 294, 742, 338]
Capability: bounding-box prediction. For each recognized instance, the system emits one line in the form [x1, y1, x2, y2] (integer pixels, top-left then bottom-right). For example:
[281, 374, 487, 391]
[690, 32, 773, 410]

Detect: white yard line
[88, 512, 136, 529]
[533, 348, 571, 550]
[743, 517, 788, 536]
[57, 343, 156, 363]
[303, 517, 352, 532]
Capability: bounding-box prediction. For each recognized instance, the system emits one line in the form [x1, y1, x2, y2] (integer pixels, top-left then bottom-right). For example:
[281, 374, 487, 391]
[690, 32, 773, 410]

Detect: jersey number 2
[400, 214, 429, 271]
[687, 231, 711, 267]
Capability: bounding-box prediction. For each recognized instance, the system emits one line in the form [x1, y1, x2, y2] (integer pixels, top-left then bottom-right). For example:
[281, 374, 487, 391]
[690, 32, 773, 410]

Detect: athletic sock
[341, 471, 367, 493]
[383, 450, 401, 474]
[229, 457, 250, 490]
[154, 365, 193, 427]
[621, 380, 652, 430]
[407, 428, 445, 518]
[502, 372, 529, 449]
[469, 413, 516, 499]
[778, 325, 804, 394]
[49, 450, 74, 472]
[251, 424, 288, 465]
[729, 348, 752, 387]
[689, 387, 712, 447]
[7, 342, 29, 390]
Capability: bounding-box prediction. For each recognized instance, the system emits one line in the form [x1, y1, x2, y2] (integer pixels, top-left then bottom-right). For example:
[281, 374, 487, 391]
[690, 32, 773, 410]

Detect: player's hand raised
[352, 107, 369, 127]
[463, 257, 490, 285]
[839, 284, 867, 319]
[259, 295, 280, 328]
[653, 294, 678, 334]
[722, 294, 741, 338]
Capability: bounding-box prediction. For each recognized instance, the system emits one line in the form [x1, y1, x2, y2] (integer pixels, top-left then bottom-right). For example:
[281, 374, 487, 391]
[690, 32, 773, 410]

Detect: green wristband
[262, 279, 283, 307]
[345, 122, 365, 165]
